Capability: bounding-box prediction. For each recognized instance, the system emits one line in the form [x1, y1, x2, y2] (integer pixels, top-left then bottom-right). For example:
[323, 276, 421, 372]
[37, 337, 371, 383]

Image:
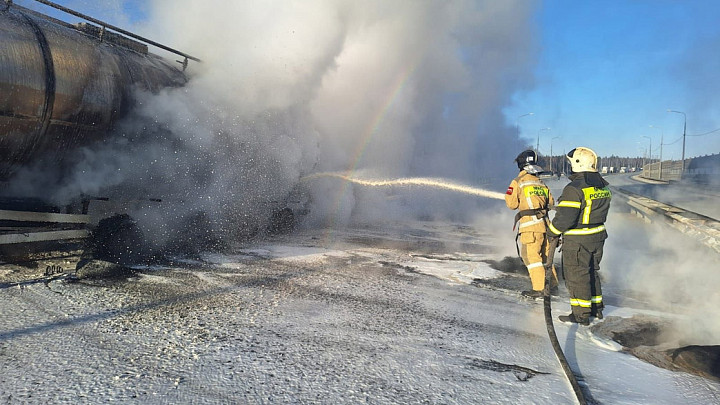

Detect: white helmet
[567, 147, 597, 173]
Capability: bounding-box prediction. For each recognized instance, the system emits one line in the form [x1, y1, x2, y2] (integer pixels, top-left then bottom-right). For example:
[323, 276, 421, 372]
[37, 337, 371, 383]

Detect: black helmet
[515, 150, 538, 170]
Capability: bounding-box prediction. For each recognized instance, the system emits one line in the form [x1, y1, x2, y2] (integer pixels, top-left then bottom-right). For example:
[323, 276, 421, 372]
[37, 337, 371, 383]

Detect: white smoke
[7, 0, 540, 247]
[128, 0, 537, 230]
[603, 209, 720, 345]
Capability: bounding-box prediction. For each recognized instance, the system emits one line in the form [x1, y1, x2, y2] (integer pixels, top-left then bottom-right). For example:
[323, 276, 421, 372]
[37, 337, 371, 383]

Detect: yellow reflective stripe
[547, 222, 562, 235]
[582, 200, 592, 224]
[557, 201, 581, 209]
[582, 188, 592, 224]
[518, 181, 545, 188]
[519, 217, 544, 228]
[570, 298, 592, 308]
[527, 262, 544, 270]
[591, 296, 602, 303]
[564, 225, 605, 235]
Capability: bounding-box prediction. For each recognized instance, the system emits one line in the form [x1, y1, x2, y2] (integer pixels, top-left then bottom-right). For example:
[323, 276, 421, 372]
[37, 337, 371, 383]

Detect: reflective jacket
[548, 172, 611, 241]
[505, 171, 554, 233]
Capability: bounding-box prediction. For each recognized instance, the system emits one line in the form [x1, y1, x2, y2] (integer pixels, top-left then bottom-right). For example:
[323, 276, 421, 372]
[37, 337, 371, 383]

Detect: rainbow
[324, 63, 420, 242]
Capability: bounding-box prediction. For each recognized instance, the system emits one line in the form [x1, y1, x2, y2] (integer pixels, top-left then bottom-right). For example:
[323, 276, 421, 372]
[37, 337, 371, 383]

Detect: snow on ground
[1, 221, 719, 404]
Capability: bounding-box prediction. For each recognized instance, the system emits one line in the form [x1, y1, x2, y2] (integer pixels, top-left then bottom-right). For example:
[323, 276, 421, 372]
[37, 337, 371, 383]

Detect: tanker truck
[0, 0, 200, 252]
[1, 1, 300, 258]
[0, 0, 192, 180]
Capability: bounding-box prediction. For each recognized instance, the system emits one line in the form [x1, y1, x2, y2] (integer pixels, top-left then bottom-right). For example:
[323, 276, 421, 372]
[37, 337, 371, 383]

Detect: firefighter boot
[558, 313, 590, 326]
[521, 290, 543, 299]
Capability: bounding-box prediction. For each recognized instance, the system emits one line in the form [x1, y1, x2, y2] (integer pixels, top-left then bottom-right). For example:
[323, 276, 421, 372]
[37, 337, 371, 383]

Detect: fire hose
[543, 236, 587, 405]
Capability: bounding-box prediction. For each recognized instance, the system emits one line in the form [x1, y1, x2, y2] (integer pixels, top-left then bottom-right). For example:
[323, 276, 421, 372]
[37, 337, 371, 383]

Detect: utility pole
[536, 127, 550, 154]
[550, 136, 560, 174]
[650, 125, 663, 180]
[642, 135, 652, 177]
[668, 110, 687, 177]
[659, 134, 664, 180]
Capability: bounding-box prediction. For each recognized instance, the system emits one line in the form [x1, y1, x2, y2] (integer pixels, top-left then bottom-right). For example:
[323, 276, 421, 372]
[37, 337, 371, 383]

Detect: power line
[688, 127, 720, 137]
[662, 136, 683, 146]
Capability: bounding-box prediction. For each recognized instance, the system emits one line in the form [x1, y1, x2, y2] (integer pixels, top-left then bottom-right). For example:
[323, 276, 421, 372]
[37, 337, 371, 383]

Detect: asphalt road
[0, 224, 578, 404]
[1, 220, 718, 404]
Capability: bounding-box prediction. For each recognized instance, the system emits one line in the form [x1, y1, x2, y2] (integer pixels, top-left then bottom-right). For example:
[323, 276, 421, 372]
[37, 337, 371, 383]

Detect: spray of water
[302, 172, 505, 200]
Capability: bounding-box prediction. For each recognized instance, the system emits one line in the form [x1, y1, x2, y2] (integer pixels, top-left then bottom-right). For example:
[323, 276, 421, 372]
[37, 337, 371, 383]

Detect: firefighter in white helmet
[548, 147, 612, 325]
[505, 150, 559, 298]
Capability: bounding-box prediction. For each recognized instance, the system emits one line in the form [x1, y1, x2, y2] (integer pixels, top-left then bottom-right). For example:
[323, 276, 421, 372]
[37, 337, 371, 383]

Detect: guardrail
[0, 209, 89, 245]
[611, 187, 720, 254]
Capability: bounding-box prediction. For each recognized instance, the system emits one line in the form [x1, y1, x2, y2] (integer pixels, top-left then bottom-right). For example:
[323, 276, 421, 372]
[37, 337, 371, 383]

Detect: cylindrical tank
[0, 5, 186, 180]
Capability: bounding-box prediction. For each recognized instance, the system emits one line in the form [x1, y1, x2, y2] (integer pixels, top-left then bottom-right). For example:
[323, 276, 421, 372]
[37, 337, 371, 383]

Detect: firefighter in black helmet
[548, 147, 612, 325]
[505, 150, 559, 298]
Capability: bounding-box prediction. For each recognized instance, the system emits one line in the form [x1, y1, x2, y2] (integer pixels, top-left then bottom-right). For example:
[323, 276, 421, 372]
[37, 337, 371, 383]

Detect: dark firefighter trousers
[561, 238, 604, 320]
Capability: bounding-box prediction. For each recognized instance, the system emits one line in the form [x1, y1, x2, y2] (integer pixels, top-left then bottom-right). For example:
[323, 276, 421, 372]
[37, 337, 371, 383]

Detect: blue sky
[505, 0, 720, 159]
[16, 0, 148, 26]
